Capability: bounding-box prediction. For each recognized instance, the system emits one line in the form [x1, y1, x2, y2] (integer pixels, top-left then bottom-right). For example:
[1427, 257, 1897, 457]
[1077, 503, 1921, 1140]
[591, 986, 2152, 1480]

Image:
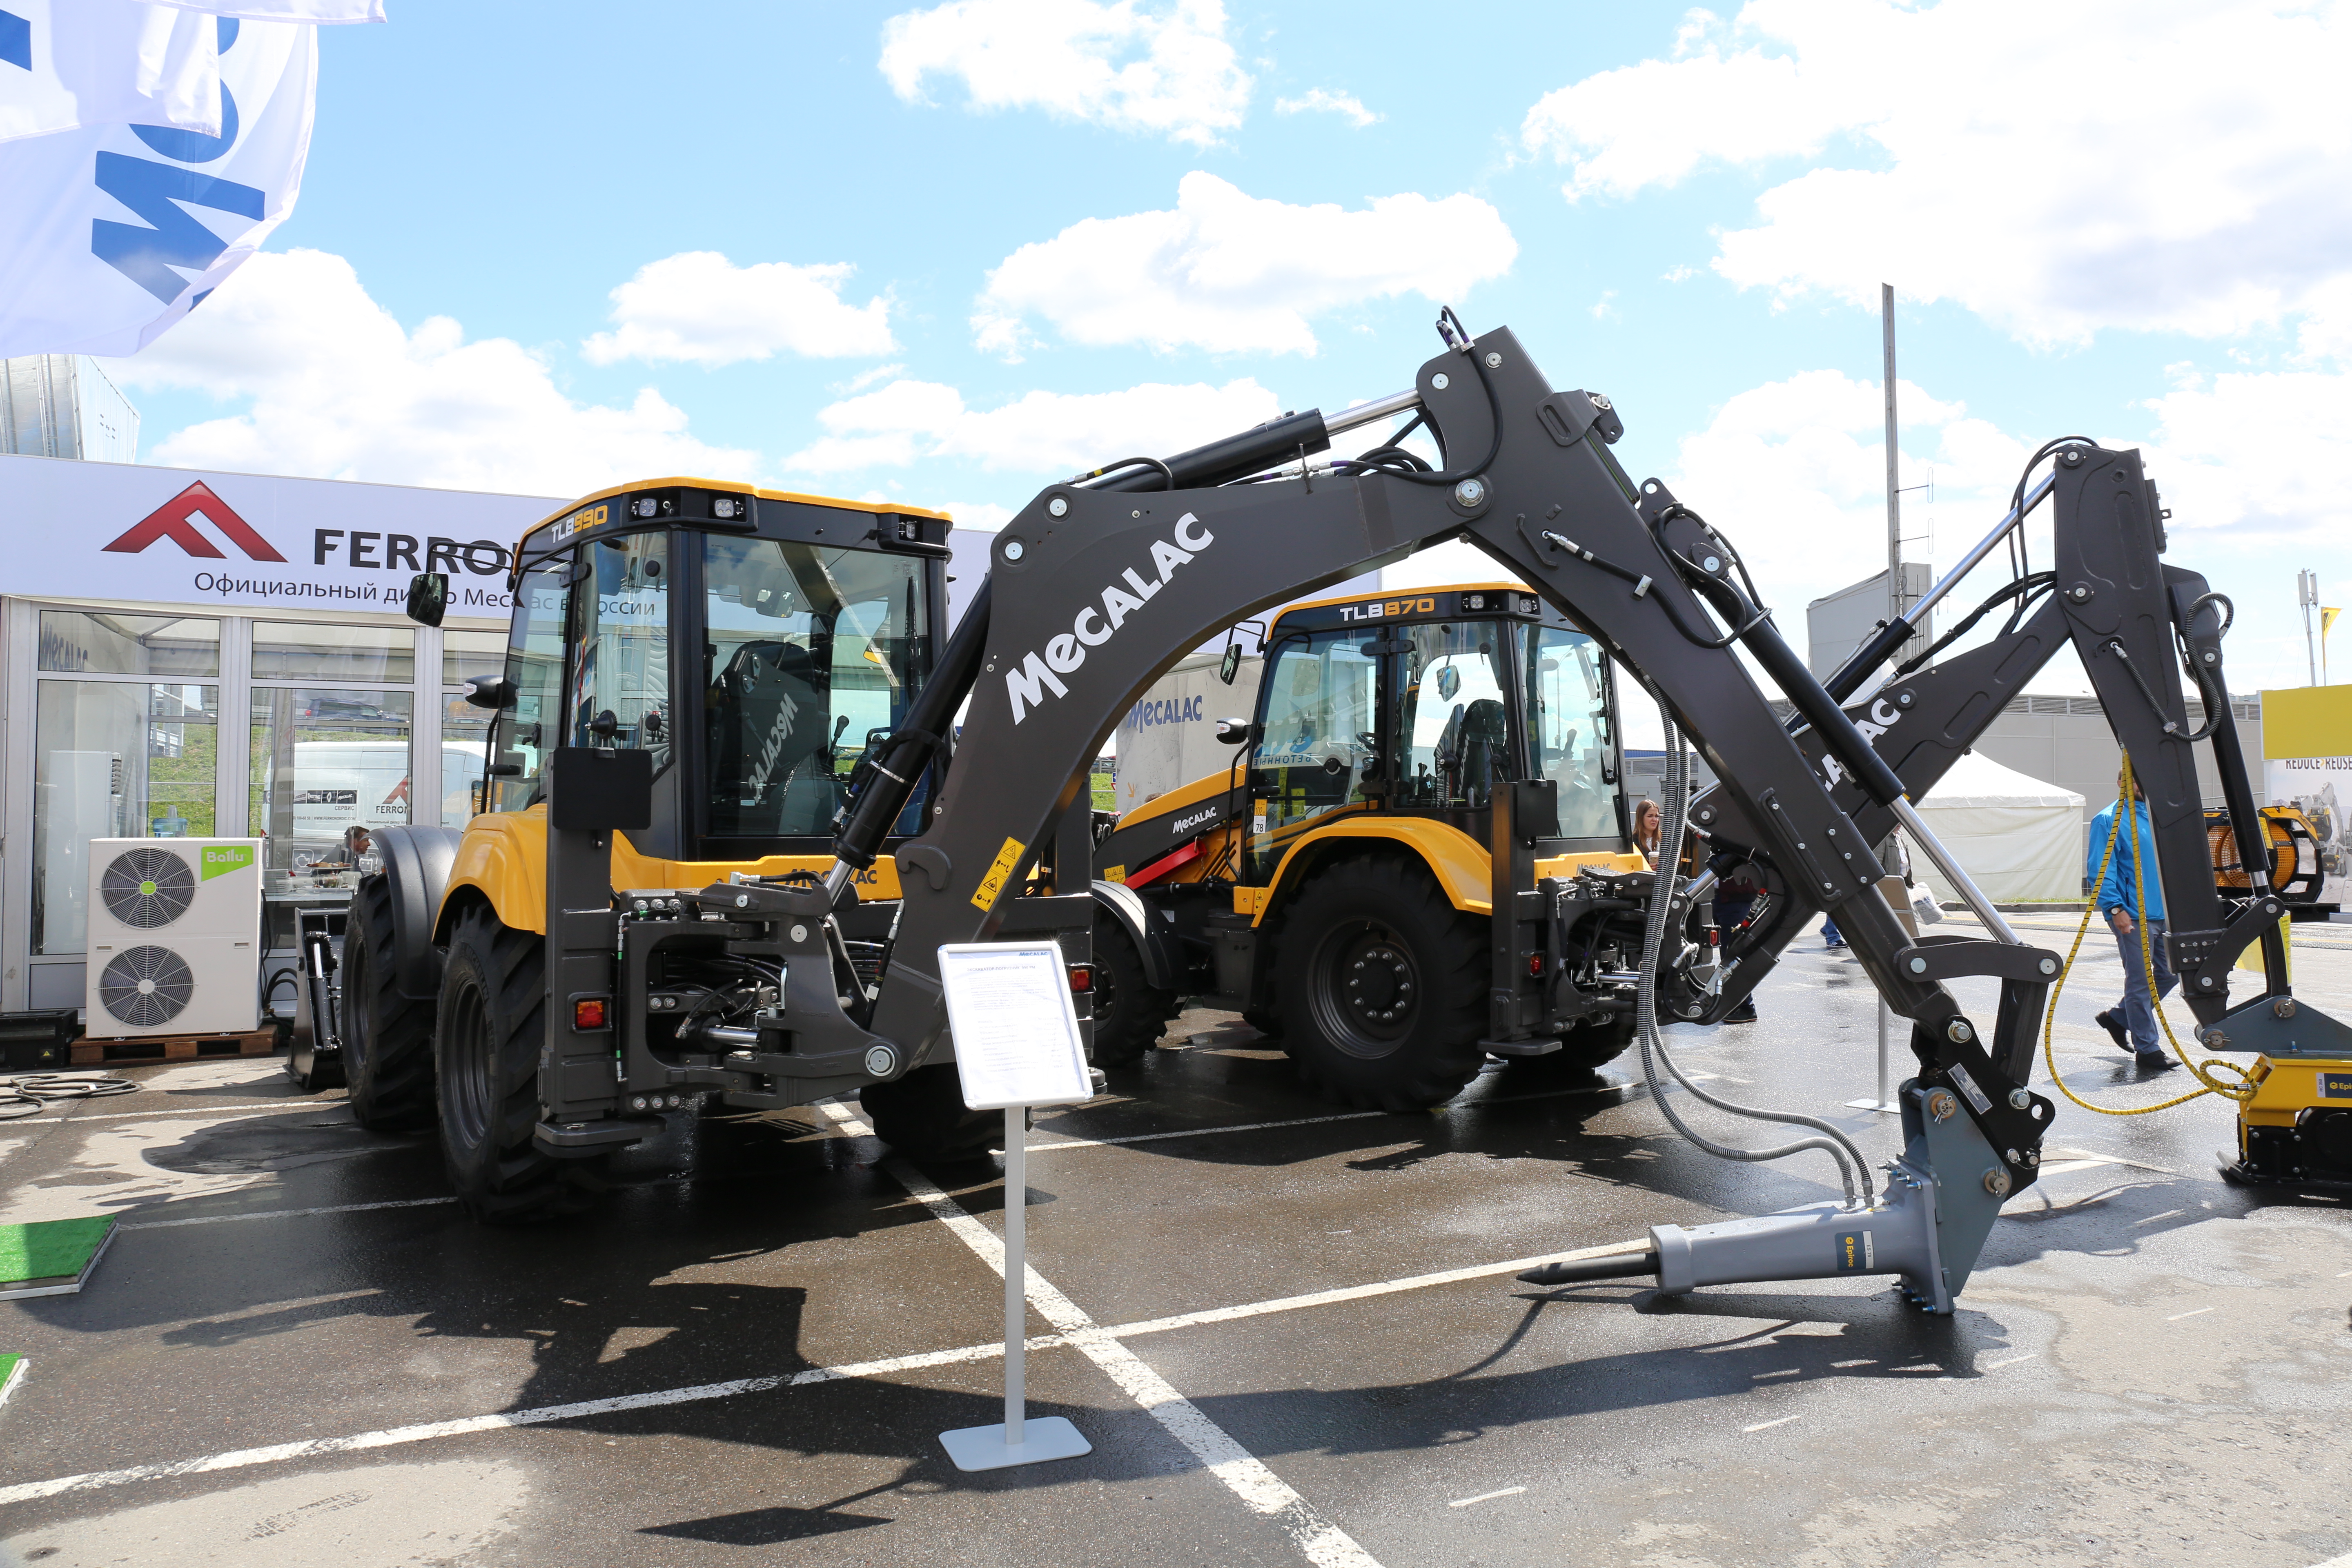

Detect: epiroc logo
[102, 481, 286, 562]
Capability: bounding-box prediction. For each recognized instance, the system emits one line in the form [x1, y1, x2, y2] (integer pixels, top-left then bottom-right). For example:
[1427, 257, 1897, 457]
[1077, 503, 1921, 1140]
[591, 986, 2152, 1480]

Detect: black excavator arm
[653, 317, 2342, 1309]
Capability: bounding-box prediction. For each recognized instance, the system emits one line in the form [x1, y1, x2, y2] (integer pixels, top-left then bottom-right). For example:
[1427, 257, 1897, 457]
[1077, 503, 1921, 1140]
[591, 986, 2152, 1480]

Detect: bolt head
[2008, 1088, 2031, 1109]
[1005, 539, 1027, 560]
[1484, 351, 1502, 369]
[735, 893, 749, 907]
[1983, 1168, 2012, 1197]
[1908, 956, 1929, 974]
[1947, 1019, 1973, 1043]
[1046, 497, 1069, 518]
[789, 923, 809, 944]
[1702, 555, 1722, 572]
[1454, 477, 1488, 508]
[864, 1044, 898, 1078]
[1431, 372, 1451, 390]
[2039, 957, 2059, 975]
[1926, 1088, 1959, 1121]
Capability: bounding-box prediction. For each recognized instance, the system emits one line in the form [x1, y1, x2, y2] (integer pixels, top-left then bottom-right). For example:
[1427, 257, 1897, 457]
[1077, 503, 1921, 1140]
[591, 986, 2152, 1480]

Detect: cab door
[1246, 629, 1383, 881]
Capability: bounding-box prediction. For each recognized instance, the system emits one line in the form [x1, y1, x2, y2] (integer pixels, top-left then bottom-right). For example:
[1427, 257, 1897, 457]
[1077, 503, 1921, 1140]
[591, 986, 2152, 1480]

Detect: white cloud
[1521, 1, 2352, 345]
[580, 252, 893, 367]
[786, 374, 1281, 477]
[107, 249, 756, 494]
[973, 172, 1517, 356]
[1274, 88, 1379, 127]
[880, 0, 1250, 147]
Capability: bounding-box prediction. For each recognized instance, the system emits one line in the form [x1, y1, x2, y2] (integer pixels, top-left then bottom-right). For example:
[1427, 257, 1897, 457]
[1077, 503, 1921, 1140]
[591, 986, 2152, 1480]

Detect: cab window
[568, 531, 672, 764]
[487, 561, 566, 811]
[1249, 630, 1379, 878]
[1392, 621, 1517, 808]
[1527, 625, 1617, 839]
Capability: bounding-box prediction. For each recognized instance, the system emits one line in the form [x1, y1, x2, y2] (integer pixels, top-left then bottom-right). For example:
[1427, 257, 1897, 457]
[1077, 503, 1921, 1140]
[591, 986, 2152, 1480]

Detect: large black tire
[1274, 856, 1490, 1111]
[343, 873, 438, 1131]
[1507, 1013, 1638, 1076]
[861, 1062, 998, 1162]
[1090, 918, 1177, 1067]
[435, 902, 605, 1222]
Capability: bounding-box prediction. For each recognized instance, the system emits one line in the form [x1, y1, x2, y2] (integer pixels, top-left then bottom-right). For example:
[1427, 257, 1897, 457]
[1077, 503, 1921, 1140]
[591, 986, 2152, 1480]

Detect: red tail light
[1068, 965, 1094, 993]
[574, 997, 609, 1030]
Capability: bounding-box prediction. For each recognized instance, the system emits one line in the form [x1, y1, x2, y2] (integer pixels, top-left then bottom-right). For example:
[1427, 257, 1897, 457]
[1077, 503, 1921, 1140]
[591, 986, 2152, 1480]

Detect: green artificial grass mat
[0, 1215, 118, 1294]
[0, 1354, 22, 1406]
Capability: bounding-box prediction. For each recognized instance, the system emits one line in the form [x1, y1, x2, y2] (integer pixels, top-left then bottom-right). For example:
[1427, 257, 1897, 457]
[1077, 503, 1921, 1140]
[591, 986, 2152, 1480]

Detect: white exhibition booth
[0, 452, 558, 1015]
[1910, 751, 2087, 905]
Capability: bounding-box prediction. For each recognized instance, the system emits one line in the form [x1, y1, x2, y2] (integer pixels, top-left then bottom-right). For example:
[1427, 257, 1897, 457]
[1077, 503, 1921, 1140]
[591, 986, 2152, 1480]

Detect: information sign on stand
[933, 942, 1096, 1472]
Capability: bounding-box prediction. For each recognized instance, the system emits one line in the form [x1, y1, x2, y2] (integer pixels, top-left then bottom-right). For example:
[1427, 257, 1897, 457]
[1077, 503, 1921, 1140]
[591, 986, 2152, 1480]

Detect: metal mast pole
[1883, 285, 1900, 627]
[2301, 569, 2319, 686]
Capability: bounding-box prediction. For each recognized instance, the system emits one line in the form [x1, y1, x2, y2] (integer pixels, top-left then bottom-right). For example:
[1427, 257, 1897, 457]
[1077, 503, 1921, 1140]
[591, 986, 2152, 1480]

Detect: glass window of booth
[31, 681, 220, 954]
[248, 688, 413, 893]
[252, 621, 415, 683]
[37, 611, 220, 677]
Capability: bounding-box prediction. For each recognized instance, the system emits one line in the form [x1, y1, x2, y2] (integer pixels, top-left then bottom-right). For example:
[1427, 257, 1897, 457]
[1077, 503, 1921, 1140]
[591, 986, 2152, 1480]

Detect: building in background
[0, 451, 550, 1017]
[1, 356, 139, 464]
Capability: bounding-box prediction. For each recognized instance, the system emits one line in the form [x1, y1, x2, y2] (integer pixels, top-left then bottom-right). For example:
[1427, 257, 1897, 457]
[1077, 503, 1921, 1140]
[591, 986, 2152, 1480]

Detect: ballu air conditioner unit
[84, 839, 263, 1038]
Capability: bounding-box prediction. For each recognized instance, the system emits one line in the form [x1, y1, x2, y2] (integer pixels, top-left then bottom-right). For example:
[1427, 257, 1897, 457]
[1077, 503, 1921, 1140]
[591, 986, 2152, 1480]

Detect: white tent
[1911, 752, 2087, 904]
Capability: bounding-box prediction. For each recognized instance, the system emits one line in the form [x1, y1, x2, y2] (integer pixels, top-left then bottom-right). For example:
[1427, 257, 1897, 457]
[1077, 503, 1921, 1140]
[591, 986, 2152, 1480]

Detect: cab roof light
[711, 495, 745, 520]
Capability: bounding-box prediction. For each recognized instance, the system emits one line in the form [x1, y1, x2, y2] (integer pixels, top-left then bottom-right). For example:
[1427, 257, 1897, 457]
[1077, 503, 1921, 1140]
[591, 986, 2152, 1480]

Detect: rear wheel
[343, 873, 437, 1131]
[435, 902, 605, 1222]
[861, 1062, 998, 1161]
[1089, 918, 1177, 1067]
[1275, 857, 1489, 1111]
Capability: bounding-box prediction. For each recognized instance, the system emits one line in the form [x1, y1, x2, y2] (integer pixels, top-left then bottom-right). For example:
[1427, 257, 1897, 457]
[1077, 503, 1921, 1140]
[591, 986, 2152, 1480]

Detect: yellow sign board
[2260, 684, 2352, 760]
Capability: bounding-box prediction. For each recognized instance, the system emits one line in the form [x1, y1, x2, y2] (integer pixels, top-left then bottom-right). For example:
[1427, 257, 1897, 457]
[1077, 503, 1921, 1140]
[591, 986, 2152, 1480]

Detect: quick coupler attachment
[1519, 1079, 2013, 1314]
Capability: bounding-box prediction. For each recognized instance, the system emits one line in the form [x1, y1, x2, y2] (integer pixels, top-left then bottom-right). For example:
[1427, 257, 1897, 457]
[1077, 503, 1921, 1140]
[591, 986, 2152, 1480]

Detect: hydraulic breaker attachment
[1522, 1076, 2013, 1313]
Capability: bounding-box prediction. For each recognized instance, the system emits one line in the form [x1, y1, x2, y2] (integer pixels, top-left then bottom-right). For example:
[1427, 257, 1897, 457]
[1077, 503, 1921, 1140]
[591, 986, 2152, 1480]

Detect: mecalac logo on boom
[1007, 513, 1217, 724]
[102, 481, 286, 561]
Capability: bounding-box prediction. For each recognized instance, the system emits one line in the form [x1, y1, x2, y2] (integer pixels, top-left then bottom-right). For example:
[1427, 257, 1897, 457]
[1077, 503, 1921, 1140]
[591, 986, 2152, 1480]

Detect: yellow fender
[436, 805, 903, 938]
[1248, 817, 1493, 924]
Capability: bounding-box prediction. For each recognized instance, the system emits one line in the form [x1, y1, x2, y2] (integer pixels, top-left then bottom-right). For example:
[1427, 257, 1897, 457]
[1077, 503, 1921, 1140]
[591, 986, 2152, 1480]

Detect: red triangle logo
[101, 481, 287, 562]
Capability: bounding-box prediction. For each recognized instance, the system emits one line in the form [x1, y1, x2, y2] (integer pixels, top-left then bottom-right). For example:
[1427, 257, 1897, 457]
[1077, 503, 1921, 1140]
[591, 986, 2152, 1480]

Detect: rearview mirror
[1436, 666, 1460, 702]
[462, 674, 516, 710]
[1218, 643, 1242, 685]
[404, 572, 448, 627]
[1215, 718, 1258, 746]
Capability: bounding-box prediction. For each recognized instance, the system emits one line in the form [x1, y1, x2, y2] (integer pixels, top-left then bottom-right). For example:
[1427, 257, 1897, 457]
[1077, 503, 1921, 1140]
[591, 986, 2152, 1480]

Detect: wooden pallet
[70, 1028, 277, 1066]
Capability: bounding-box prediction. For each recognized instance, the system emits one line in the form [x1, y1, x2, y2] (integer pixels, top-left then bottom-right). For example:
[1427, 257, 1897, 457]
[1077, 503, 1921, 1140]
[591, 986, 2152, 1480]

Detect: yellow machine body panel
[2234, 1054, 2352, 1133]
[1251, 816, 1494, 923]
[437, 805, 901, 938]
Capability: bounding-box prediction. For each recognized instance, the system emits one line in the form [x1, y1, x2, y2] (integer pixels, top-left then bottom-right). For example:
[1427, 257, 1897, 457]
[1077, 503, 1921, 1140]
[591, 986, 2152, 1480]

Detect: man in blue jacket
[2087, 766, 2177, 1069]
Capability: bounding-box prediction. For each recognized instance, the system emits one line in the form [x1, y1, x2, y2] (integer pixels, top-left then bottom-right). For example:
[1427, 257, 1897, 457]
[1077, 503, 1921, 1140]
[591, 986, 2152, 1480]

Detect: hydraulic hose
[1636, 720, 1875, 1208]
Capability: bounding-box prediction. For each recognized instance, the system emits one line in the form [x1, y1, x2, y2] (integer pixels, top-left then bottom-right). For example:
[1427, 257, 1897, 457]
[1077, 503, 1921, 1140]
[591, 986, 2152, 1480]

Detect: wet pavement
[2, 911, 2350, 1567]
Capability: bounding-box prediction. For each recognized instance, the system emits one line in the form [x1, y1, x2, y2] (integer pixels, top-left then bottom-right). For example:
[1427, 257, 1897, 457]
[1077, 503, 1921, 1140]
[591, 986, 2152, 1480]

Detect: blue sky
[106, 0, 2352, 707]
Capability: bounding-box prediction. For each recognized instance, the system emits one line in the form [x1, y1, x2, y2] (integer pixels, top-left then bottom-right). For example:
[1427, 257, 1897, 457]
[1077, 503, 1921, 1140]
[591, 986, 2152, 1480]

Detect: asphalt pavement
[2, 911, 2348, 1568]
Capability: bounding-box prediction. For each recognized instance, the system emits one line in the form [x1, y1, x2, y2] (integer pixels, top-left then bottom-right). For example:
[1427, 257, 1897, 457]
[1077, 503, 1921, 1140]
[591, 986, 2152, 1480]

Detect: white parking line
[1448, 1486, 1526, 1508]
[822, 1100, 1385, 1568]
[1982, 1353, 2037, 1370]
[1026, 1079, 1638, 1154]
[1743, 1414, 1801, 1433]
[2165, 1306, 2215, 1321]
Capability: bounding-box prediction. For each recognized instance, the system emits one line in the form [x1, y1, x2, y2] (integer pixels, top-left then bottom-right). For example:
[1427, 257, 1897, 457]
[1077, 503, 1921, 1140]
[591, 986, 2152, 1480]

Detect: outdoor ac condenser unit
[83, 839, 263, 1038]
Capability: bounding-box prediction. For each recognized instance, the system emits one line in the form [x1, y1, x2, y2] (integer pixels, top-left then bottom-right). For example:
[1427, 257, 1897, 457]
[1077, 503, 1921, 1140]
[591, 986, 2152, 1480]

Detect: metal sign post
[934, 942, 1095, 1472]
[1846, 874, 1915, 1114]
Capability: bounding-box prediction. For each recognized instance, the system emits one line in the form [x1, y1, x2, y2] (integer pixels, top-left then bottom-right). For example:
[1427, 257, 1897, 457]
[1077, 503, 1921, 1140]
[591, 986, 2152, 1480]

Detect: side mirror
[463, 674, 516, 710]
[1436, 666, 1460, 702]
[1215, 718, 1258, 746]
[1218, 643, 1243, 685]
[404, 572, 449, 628]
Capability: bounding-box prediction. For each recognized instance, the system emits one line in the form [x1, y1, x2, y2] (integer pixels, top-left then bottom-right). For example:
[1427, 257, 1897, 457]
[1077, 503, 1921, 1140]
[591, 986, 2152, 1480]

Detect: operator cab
[468, 479, 951, 868]
[1245, 583, 1626, 877]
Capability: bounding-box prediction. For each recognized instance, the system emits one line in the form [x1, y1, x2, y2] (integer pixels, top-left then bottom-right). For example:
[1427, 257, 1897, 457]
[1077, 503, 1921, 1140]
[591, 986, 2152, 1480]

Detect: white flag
[150, 1, 385, 20]
[0, 18, 313, 359]
[0, 1, 222, 145]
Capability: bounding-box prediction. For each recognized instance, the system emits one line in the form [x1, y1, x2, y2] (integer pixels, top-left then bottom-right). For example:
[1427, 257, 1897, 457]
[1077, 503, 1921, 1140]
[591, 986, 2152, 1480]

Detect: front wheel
[861, 1062, 998, 1162]
[435, 902, 605, 1222]
[1089, 918, 1177, 1067]
[343, 873, 437, 1131]
[1274, 856, 1490, 1111]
